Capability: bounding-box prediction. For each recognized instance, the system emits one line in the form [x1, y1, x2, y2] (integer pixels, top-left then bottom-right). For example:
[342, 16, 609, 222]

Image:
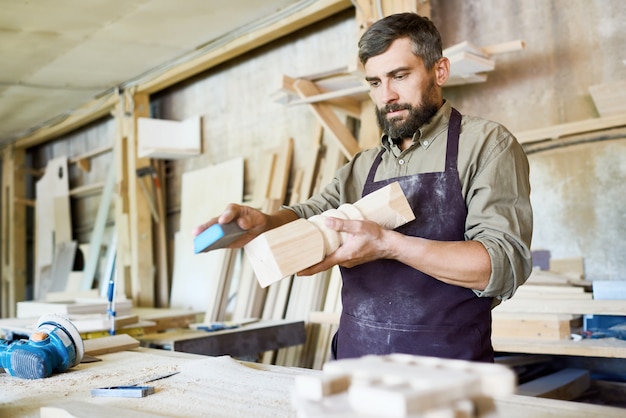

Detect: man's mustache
[381, 104, 411, 114]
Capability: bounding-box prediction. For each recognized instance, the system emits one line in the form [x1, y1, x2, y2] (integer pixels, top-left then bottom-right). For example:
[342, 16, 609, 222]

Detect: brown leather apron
[332, 108, 494, 362]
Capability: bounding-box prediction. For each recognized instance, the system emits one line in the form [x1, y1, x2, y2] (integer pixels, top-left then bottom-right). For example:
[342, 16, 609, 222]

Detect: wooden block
[244, 181, 415, 288]
[492, 313, 580, 340]
[549, 257, 584, 278]
[83, 334, 140, 356]
[297, 354, 516, 417]
[137, 116, 201, 159]
[294, 373, 351, 401]
[246, 219, 325, 288]
[517, 368, 590, 400]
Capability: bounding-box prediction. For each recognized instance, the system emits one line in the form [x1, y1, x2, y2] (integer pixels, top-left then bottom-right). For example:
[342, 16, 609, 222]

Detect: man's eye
[394, 74, 407, 80]
[369, 81, 380, 88]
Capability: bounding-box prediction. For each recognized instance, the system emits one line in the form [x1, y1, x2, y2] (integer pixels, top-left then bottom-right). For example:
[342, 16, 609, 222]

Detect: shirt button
[398, 159, 405, 165]
[423, 140, 429, 146]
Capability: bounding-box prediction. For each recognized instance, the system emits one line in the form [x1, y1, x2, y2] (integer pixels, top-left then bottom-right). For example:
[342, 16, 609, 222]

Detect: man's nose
[380, 82, 399, 104]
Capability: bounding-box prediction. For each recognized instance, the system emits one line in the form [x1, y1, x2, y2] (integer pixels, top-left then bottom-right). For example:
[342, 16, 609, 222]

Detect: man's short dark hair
[358, 12, 443, 70]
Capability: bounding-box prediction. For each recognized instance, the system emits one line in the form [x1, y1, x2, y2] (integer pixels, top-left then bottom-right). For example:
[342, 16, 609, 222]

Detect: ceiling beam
[14, 93, 119, 149]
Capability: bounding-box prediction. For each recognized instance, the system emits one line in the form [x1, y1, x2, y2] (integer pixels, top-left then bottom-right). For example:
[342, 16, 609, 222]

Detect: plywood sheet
[35, 157, 72, 300]
[169, 158, 243, 317]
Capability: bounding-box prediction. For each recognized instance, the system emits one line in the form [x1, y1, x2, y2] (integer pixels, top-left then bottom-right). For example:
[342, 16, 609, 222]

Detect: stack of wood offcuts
[492, 257, 591, 342]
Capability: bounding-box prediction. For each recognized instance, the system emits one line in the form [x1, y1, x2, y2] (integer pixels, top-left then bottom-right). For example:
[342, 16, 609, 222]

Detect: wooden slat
[1, 146, 27, 317]
[293, 78, 361, 160]
[126, 93, 154, 307]
[517, 368, 590, 400]
[516, 112, 626, 144]
[492, 337, 626, 358]
[493, 298, 626, 315]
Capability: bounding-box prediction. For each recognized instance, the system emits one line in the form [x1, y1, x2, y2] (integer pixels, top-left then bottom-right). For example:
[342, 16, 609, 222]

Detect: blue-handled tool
[193, 222, 246, 253]
[106, 270, 117, 335]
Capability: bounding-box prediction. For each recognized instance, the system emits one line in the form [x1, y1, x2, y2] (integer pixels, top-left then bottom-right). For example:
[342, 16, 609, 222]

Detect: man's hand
[298, 217, 392, 275]
[192, 204, 268, 250]
[192, 205, 299, 251]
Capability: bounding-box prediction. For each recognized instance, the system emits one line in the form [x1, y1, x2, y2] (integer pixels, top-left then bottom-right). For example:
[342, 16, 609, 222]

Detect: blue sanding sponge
[194, 222, 246, 253]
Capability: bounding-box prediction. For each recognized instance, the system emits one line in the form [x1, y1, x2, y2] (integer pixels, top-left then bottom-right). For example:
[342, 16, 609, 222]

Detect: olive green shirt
[288, 101, 533, 301]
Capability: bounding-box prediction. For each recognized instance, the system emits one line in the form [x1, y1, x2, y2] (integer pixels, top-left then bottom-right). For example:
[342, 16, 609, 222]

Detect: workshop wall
[24, 1, 626, 288]
[432, 0, 626, 280]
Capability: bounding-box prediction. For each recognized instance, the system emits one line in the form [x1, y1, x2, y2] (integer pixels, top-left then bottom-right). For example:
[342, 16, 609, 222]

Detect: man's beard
[375, 82, 440, 141]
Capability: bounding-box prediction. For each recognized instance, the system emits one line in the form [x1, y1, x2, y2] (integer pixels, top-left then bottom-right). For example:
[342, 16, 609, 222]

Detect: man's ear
[434, 57, 450, 87]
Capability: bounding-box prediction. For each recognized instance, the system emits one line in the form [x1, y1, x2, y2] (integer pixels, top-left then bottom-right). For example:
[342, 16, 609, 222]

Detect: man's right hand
[192, 205, 299, 250]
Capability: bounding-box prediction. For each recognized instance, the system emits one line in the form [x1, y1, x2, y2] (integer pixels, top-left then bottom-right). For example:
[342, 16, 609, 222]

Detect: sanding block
[194, 222, 246, 253]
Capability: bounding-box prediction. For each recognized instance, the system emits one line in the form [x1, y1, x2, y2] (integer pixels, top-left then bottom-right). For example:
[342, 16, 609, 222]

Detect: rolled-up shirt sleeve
[462, 124, 533, 301]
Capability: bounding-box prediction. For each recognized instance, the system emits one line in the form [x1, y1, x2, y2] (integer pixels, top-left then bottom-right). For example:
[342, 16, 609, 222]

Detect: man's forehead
[364, 39, 424, 77]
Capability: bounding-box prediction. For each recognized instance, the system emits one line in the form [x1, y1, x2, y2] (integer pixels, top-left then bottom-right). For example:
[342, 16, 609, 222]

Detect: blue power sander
[0, 314, 84, 379]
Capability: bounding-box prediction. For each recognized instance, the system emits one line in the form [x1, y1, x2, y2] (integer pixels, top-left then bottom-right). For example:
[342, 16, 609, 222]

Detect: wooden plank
[549, 257, 584, 278]
[359, 100, 381, 149]
[492, 313, 580, 340]
[126, 93, 154, 307]
[493, 337, 626, 358]
[516, 112, 626, 144]
[233, 139, 293, 322]
[493, 298, 626, 315]
[494, 393, 626, 418]
[169, 158, 243, 316]
[517, 368, 590, 400]
[83, 334, 140, 356]
[81, 159, 116, 290]
[35, 157, 72, 300]
[113, 105, 131, 300]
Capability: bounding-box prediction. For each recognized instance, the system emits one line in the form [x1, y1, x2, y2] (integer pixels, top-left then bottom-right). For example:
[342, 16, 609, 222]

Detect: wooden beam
[124, 93, 155, 307]
[1, 146, 27, 317]
[516, 112, 626, 144]
[293, 78, 361, 160]
[137, 0, 353, 94]
[14, 93, 118, 149]
[245, 181, 415, 287]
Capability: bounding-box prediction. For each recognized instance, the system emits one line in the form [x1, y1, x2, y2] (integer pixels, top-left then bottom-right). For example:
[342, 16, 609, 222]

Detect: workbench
[138, 319, 306, 358]
[2, 347, 626, 417]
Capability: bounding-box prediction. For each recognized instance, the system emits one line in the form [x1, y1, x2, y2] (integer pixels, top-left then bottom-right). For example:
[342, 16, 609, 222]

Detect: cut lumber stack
[493, 268, 592, 341]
